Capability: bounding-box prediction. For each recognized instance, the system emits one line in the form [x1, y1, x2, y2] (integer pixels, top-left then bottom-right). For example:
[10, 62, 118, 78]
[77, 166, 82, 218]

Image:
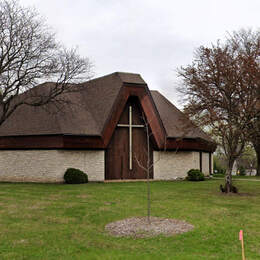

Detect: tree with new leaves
[0, 0, 93, 125]
[254, 110, 260, 176]
[237, 144, 257, 175]
[229, 30, 260, 176]
[178, 29, 260, 193]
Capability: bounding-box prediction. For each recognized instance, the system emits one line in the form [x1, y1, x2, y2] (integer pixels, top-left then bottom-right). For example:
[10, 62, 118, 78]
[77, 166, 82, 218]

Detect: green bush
[64, 168, 88, 184]
[186, 169, 205, 181]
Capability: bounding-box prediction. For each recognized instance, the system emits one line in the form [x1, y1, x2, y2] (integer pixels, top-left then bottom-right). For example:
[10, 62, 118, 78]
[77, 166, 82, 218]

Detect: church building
[0, 72, 216, 182]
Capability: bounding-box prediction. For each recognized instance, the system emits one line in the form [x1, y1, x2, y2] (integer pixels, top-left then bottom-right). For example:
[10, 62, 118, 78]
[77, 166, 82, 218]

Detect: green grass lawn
[0, 180, 260, 260]
[232, 175, 260, 179]
[213, 174, 260, 180]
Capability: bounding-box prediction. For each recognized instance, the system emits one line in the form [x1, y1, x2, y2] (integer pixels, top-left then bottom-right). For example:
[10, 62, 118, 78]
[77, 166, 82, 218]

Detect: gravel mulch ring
[105, 217, 194, 238]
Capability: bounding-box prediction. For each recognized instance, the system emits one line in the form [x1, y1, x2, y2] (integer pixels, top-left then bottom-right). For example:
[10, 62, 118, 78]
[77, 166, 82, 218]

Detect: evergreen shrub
[186, 169, 205, 181]
[64, 168, 88, 184]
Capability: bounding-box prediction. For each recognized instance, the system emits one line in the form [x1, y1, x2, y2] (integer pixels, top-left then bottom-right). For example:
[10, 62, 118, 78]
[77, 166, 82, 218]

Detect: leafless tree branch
[0, 0, 94, 125]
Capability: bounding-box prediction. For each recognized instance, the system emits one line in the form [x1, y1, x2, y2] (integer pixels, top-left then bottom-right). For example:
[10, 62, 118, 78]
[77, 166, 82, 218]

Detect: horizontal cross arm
[117, 124, 129, 127]
[117, 124, 144, 128]
[132, 125, 145, 128]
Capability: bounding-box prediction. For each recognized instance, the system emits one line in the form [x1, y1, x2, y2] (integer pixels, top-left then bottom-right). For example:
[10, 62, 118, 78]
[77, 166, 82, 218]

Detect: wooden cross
[117, 106, 144, 170]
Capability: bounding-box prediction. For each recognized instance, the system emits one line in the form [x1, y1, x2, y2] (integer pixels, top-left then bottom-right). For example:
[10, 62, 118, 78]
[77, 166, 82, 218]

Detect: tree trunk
[147, 168, 151, 224]
[253, 140, 260, 176]
[225, 159, 234, 193]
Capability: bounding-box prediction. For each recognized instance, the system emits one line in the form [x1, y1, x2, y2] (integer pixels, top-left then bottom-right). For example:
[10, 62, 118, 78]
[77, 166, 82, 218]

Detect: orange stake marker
[239, 230, 246, 260]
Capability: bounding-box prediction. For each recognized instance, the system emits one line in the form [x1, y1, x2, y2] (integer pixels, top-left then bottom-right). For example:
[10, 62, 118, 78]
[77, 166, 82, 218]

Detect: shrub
[64, 168, 88, 184]
[186, 169, 205, 181]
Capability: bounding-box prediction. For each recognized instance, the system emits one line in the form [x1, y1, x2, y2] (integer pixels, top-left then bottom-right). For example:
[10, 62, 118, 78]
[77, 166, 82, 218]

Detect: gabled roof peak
[114, 72, 146, 85]
[81, 72, 147, 86]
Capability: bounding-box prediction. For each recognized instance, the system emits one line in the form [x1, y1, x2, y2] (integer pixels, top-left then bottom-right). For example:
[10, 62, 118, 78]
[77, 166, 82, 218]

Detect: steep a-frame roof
[0, 72, 216, 151]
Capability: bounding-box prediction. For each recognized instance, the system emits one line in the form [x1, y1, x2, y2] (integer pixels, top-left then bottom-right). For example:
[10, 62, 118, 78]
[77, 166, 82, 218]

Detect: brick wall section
[153, 151, 200, 180]
[202, 152, 210, 175]
[0, 150, 104, 183]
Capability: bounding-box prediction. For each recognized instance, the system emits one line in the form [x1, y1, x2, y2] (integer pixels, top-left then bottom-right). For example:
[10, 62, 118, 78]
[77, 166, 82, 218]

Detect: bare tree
[134, 115, 153, 224]
[135, 113, 166, 224]
[0, 0, 93, 125]
[178, 29, 259, 193]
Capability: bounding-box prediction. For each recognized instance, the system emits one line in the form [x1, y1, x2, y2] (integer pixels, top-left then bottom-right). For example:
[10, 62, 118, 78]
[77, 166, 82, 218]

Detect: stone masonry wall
[153, 151, 200, 180]
[0, 150, 104, 183]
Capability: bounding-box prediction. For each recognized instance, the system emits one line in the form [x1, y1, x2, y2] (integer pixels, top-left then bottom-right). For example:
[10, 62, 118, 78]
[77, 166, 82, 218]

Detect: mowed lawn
[0, 180, 260, 260]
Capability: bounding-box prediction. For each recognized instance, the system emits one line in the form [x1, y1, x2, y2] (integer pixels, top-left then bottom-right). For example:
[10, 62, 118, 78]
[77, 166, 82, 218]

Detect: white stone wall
[153, 151, 200, 180]
[202, 152, 210, 175]
[0, 150, 104, 183]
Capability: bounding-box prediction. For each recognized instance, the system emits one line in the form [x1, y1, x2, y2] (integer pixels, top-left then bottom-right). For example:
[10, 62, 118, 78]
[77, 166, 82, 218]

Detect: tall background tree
[0, 0, 93, 125]
[252, 71, 260, 176]
[254, 103, 260, 175]
[229, 30, 260, 176]
[178, 29, 259, 193]
[237, 144, 257, 175]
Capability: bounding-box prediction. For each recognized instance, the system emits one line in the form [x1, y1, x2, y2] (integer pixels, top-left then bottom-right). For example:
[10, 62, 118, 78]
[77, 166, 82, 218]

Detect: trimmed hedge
[186, 169, 205, 181]
[64, 168, 88, 184]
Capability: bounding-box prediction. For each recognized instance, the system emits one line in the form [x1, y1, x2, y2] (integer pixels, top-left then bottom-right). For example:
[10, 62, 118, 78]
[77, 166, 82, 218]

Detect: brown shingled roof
[0, 72, 125, 136]
[0, 72, 216, 151]
[150, 90, 213, 142]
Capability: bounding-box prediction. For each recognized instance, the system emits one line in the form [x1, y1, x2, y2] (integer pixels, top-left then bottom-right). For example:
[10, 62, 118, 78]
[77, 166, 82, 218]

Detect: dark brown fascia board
[0, 134, 217, 152]
[100, 82, 167, 149]
[0, 134, 104, 149]
[0, 135, 64, 149]
[141, 85, 167, 148]
[165, 137, 217, 152]
[0, 133, 102, 138]
[63, 134, 104, 149]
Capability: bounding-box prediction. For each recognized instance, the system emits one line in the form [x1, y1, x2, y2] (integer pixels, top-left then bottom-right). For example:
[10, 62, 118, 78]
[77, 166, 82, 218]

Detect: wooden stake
[239, 230, 246, 260]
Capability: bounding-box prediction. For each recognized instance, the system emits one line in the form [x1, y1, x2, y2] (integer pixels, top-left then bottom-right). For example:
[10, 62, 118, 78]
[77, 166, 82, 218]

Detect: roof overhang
[164, 137, 217, 152]
[0, 135, 217, 152]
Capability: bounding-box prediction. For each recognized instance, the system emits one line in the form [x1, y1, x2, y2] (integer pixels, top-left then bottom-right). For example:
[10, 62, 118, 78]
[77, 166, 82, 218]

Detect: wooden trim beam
[165, 138, 216, 153]
[0, 135, 104, 149]
[0, 136, 217, 151]
[101, 83, 166, 149]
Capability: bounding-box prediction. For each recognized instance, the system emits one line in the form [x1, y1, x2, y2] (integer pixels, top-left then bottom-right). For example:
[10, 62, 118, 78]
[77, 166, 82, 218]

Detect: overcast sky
[19, 0, 260, 107]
